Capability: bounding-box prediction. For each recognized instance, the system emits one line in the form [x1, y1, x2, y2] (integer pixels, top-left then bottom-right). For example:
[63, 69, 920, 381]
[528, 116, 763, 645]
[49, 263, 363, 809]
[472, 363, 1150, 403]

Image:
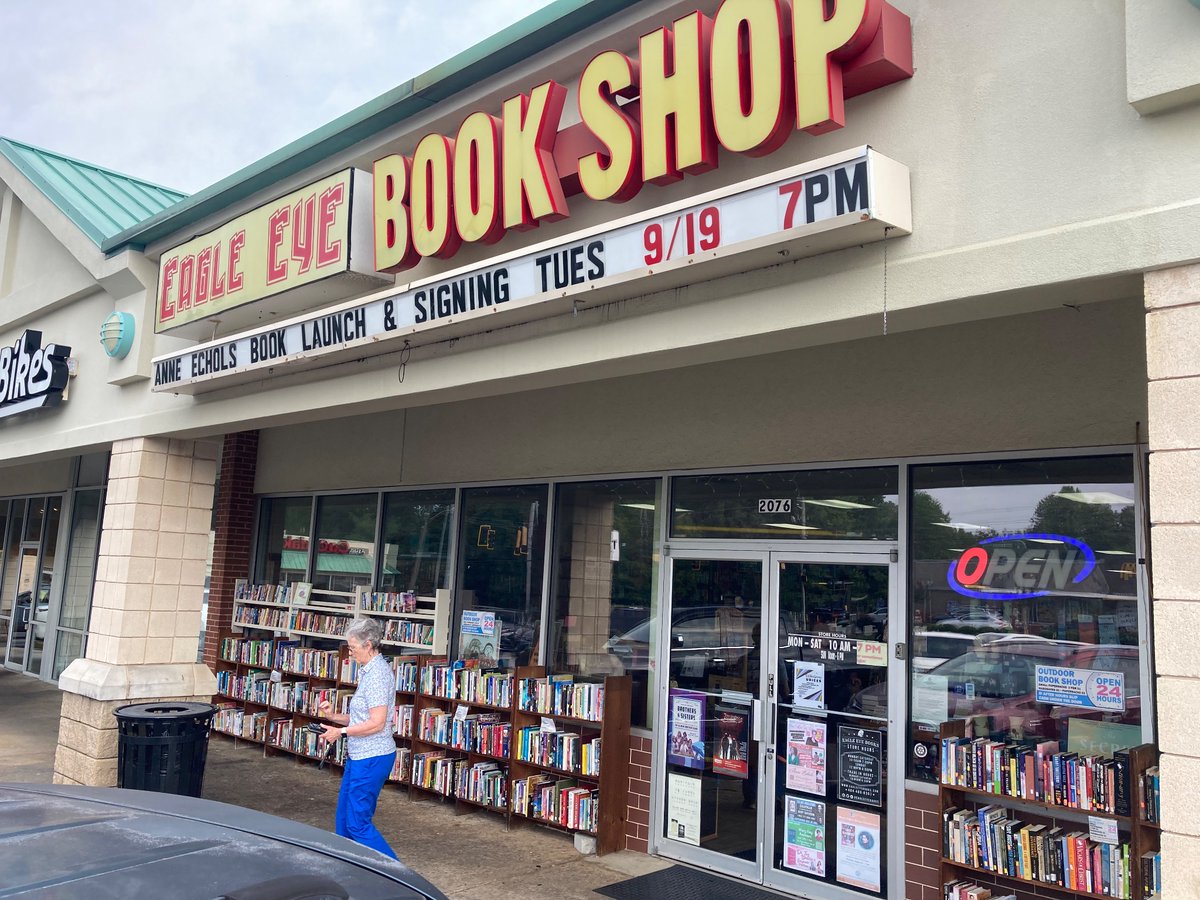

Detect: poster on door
[667, 689, 706, 770]
[836, 807, 882, 892]
[792, 661, 826, 710]
[786, 718, 827, 795]
[667, 773, 702, 846]
[837, 726, 883, 807]
[712, 707, 749, 778]
[784, 796, 826, 876]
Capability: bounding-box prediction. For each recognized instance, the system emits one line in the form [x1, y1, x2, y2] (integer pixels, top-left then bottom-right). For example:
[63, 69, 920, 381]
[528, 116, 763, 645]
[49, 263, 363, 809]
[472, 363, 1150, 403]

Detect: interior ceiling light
[931, 522, 990, 532]
[1057, 490, 1134, 506]
[802, 499, 876, 509]
[764, 523, 818, 530]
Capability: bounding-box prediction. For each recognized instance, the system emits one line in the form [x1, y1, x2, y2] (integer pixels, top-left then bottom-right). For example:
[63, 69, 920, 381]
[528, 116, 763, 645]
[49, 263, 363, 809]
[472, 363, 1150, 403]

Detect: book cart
[938, 720, 1162, 900]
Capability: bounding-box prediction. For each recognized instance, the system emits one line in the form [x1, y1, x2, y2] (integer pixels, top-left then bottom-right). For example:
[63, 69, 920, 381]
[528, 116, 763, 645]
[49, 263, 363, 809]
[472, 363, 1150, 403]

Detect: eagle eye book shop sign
[150, 148, 910, 394]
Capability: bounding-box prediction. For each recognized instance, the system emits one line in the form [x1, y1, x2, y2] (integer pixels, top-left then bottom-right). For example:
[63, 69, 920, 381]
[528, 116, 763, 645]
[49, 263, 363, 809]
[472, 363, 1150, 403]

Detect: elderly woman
[317, 617, 398, 859]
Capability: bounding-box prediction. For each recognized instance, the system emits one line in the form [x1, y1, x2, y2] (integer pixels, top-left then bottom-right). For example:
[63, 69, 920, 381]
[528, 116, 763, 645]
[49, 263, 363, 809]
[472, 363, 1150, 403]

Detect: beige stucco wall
[1126, 0, 1200, 114]
[256, 296, 1146, 492]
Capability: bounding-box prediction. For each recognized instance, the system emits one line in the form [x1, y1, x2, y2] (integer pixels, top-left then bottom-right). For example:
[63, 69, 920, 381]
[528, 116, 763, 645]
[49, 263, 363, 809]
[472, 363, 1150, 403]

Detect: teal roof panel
[0, 137, 187, 246]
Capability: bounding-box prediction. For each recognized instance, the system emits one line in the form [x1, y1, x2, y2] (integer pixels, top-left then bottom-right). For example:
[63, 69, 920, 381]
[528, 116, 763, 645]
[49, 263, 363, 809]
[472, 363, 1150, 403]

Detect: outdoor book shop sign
[150, 147, 911, 393]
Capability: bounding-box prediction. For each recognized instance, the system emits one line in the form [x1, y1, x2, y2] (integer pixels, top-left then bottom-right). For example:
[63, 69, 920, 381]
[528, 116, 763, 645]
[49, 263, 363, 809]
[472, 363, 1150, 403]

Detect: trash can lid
[113, 702, 218, 720]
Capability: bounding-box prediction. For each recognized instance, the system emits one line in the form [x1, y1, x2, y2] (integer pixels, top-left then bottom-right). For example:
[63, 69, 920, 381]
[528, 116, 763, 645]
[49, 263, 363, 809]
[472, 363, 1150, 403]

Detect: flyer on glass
[667, 689, 706, 770]
[784, 796, 826, 876]
[712, 707, 749, 778]
[667, 773, 702, 846]
[836, 807, 881, 892]
[792, 660, 826, 710]
[785, 718, 827, 795]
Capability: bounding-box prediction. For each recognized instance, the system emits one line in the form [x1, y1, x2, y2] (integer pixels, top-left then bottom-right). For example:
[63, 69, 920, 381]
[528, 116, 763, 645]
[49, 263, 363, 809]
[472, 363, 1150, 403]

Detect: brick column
[1146, 263, 1200, 899]
[202, 431, 259, 670]
[53, 437, 220, 786]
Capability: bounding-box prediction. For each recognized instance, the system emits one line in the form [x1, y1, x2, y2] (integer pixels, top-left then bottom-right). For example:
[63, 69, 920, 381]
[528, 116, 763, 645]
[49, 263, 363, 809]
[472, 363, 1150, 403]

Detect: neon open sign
[947, 534, 1097, 601]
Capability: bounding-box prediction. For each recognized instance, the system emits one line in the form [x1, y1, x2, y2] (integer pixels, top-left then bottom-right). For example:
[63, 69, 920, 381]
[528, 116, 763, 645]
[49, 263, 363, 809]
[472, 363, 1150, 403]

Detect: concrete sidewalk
[0, 669, 669, 899]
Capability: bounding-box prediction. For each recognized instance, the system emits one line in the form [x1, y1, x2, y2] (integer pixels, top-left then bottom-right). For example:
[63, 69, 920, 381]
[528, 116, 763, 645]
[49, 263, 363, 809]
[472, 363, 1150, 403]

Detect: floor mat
[595, 866, 784, 900]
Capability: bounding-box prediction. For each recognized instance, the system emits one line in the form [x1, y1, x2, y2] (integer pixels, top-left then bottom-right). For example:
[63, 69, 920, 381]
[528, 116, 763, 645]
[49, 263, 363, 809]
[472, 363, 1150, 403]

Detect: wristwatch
[340, 727, 348, 737]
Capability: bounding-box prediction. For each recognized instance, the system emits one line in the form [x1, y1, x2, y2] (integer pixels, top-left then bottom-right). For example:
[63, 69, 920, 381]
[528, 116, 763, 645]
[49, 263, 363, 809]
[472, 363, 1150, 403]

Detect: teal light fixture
[99, 311, 135, 359]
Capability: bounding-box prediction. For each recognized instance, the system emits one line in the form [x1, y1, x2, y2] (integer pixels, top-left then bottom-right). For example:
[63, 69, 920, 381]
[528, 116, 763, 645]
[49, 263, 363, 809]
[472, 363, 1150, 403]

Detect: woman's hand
[319, 723, 342, 742]
[317, 700, 334, 716]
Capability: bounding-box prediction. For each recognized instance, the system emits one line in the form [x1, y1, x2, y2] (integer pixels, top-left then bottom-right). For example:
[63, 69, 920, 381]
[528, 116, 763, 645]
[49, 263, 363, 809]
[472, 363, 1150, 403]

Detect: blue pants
[335, 751, 398, 859]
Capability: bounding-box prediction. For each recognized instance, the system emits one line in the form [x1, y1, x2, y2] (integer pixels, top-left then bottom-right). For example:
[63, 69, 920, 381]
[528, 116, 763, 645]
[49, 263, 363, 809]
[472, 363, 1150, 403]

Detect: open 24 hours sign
[1035, 665, 1126, 712]
[150, 146, 910, 394]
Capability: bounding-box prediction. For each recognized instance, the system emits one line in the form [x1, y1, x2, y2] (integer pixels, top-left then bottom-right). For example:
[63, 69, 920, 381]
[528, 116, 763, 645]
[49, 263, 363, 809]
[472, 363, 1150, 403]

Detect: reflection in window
[59, 490, 103, 631]
[255, 497, 313, 586]
[671, 468, 898, 541]
[377, 490, 455, 595]
[312, 494, 378, 602]
[907, 455, 1143, 781]
[548, 479, 660, 728]
[457, 485, 547, 667]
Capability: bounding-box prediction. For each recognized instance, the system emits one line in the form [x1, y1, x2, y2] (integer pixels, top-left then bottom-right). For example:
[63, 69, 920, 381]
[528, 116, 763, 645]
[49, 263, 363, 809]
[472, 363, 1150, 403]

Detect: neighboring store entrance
[654, 546, 901, 898]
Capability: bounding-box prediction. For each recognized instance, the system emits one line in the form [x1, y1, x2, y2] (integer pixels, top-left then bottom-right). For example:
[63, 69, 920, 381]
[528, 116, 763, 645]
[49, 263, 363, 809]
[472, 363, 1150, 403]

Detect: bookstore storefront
[96, 0, 1198, 896]
[243, 444, 1150, 899]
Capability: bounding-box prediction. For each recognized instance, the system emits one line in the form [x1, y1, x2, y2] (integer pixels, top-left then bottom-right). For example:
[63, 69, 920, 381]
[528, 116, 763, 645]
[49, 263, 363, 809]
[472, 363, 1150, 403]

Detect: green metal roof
[0, 137, 187, 247]
[284, 550, 398, 576]
[100, 0, 641, 255]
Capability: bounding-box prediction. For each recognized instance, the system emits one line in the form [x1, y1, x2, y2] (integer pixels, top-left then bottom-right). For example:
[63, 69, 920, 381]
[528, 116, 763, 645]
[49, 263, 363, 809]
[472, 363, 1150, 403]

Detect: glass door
[656, 551, 767, 881]
[764, 553, 898, 898]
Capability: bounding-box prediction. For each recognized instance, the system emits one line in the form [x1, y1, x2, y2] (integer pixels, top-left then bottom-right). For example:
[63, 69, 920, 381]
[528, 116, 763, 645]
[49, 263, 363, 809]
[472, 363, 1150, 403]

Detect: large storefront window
[255, 496, 313, 585]
[548, 479, 661, 728]
[312, 493, 378, 602]
[377, 489, 455, 594]
[456, 484, 548, 667]
[907, 455, 1143, 781]
[672, 468, 899, 541]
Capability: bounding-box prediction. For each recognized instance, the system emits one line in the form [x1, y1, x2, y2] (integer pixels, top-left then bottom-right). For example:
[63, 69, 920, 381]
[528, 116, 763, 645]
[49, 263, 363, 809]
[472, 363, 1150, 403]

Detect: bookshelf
[938, 720, 1161, 900]
[510, 672, 631, 856]
[355, 586, 452, 655]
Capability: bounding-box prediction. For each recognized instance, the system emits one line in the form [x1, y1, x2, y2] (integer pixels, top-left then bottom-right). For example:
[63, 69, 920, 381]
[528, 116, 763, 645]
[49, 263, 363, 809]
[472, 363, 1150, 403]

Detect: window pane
[457, 484, 548, 667]
[549, 479, 661, 728]
[378, 490, 455, 595]
[60, 490, 103, 630]
[312, 494, 378, 602]
[671, 468, 898, 541]
[77, 452, 110, 488]
[53, 630, 83, 679]
[256, 497, 313, 585]
[1, 501, 25, 618]
[0, 501, 10, 618]
[907, 455, 1143, 781]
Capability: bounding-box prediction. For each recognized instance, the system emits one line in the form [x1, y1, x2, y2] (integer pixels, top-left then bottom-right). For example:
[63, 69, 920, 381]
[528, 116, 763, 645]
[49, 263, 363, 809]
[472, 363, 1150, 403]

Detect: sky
[0, 0, 552, 194]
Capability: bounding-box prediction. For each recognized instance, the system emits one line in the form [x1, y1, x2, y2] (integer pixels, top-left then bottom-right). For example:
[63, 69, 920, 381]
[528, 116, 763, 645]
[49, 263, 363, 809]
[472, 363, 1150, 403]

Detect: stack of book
[291, 609, 352, 637]
[234, 605, 289, 629]
[420, 663, 455, 698]
[940, 735, 1134, 816]
[276, 644, 340, 679]
[389, 747, 412, 783]
[234, 582, 291, 604]
[1139, 766, 1160, 824]
[219, 637, 274, 665]
[395, 658, 418, 692]
[943, 803, 1134, 897]
[418, 708, 453, 744]
[412, 751, 463, 796]
[518, 675, 605, 721]
[395, 704, 414, 738]
[515, 727, 601, 775]
[455, 667, 514, 708]
[942, 881, 1016, 899]
[381, 618, 435, 646]
[358, 590, 417, 613]
[450, 713, 510, 756]
[456, 760, 508, 809]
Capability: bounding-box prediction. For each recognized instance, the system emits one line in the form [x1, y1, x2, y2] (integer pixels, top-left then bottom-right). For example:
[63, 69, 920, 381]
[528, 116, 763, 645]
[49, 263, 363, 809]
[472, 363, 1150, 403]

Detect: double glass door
[655, 548, 900, 898]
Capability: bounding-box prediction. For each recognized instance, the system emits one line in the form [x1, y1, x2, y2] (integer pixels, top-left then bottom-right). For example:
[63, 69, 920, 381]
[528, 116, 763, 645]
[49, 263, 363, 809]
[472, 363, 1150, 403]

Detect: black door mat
[596, 866, 785, 900]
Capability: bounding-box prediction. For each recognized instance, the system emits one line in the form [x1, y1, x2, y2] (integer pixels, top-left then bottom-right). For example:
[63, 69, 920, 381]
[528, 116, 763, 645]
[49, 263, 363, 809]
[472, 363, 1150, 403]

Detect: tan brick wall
[1146, 263, 1200, 899]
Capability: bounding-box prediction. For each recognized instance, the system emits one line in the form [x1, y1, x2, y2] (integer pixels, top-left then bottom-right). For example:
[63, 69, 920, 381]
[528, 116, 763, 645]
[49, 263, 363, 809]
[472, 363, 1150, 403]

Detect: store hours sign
[0, 330, 72, 420]
[151, 147, 910, 393]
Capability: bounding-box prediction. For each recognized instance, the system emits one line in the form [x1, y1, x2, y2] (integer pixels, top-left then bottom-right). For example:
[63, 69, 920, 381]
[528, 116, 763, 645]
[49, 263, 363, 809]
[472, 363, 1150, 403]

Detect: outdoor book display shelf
[216, 596, 631, 856]
[938, 720, 1162, 900]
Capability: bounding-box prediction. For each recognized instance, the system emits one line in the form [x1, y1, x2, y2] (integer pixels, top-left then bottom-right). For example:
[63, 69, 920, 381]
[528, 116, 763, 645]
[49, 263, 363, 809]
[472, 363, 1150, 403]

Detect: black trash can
[113, 701, 217, 797]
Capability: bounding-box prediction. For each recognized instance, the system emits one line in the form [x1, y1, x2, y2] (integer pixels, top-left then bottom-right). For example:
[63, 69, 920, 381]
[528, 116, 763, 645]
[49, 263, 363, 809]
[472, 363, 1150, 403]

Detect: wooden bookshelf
[938, 720, 1161, 900]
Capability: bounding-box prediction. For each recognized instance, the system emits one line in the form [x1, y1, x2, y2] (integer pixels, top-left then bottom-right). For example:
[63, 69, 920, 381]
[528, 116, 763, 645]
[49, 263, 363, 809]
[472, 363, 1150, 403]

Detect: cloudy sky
[0, 0, 551, 194]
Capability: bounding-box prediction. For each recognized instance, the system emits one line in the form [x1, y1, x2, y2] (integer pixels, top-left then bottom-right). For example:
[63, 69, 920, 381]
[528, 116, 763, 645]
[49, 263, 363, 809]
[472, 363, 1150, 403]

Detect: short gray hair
[346, 617, 383, 652]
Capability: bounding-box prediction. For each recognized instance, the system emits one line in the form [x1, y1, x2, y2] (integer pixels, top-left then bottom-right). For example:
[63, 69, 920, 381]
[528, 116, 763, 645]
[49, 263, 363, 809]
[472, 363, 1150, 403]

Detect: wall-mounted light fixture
[99, 311, 135, 359]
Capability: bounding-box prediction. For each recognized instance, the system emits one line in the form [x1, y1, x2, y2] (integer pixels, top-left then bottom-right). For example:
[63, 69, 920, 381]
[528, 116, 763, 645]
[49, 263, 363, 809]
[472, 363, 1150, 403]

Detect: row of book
[419, 663, 514, 707]
[395, 704, 414, 738]
[359, 591, 418, 614]
[944, 804, 1136, 897]
[450, 715, 510, 757]
[233, 581, 293, 605]
[216, 669, 270, 703]
[1140, 766, 1161, 824]
[515, 727, 601, 776]
[457, 760, 508, 809]
[943, 881, 1016, 900]
[412, 751, 463, 796]
[518, 675, 604, 721]
[512, 773, 599, 832]
[219, 637, 273, 666]
[388, 748, 412, 783]
[276, 645, 341, 679]
[291, 610, 351, 637]
[234, 605, 289, 629]
[381, 618, 435, 647]
[941, 735, 1135, 816]
[214, 708, 270, 742]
